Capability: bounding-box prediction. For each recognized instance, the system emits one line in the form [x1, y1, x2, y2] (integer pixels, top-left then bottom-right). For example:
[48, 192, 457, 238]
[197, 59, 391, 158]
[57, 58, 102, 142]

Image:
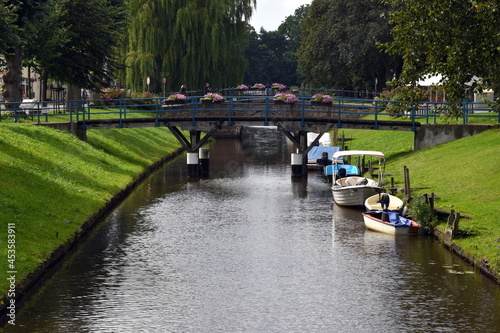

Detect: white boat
[362, 210, 422, 235]
[332, 176, 385, 206]
[331, 150, 386, 206]
[365, 193, 404, 211]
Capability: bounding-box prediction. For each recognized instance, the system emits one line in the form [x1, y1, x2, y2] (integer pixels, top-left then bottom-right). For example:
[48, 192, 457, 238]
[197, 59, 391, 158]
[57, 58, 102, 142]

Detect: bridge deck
[77, 115, 420, 132]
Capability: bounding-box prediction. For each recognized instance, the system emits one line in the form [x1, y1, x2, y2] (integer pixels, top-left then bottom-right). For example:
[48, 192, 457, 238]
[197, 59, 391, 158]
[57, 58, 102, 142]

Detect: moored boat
[330, 150, 386, 206]
[362, 210, 422, 235]
[332, 176, 385, 206]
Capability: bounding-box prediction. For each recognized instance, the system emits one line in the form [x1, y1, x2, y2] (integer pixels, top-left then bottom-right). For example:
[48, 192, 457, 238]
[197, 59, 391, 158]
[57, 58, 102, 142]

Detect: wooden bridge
[1, 95, 428, 176]
[2, 92, 495, 176]
[3, 94, 496, 176]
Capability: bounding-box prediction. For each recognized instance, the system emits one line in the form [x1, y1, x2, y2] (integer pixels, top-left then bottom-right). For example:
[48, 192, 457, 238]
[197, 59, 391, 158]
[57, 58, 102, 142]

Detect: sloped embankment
[0, 124, 183, 307]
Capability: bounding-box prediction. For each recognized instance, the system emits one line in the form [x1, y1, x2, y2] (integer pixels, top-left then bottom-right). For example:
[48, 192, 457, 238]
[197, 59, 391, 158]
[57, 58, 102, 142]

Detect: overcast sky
[249, 0, 312, 31]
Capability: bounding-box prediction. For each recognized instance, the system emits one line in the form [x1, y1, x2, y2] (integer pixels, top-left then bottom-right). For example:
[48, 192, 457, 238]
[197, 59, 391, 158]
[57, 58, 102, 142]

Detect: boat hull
[332, 177, 384, 206]
[362, 212, 422, 235]
[332, 185, 385, 206]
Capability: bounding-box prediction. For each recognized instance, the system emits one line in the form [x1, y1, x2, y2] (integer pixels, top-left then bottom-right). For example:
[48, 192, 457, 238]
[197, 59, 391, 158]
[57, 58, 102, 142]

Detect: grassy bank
[335, 127, 500, 276]
[0, 124, 183, 301]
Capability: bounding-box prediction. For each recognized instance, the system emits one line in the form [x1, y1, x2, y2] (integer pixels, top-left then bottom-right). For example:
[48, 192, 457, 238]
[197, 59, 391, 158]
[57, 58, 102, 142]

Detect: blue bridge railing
[0, 95, 498, 129]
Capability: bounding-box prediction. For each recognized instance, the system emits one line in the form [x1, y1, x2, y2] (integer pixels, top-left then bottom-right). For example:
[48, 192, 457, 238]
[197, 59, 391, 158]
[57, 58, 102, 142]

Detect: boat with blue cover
[362, 193, 422, 235]
[362, 210, 422, 235]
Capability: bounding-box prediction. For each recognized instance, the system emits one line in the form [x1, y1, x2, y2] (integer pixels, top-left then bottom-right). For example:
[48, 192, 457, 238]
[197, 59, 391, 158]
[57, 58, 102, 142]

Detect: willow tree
[120, 0, 255, 93]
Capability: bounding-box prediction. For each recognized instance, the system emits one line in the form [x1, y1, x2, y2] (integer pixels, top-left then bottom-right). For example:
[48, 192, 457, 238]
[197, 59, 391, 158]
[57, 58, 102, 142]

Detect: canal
[7, 127, 500, 332]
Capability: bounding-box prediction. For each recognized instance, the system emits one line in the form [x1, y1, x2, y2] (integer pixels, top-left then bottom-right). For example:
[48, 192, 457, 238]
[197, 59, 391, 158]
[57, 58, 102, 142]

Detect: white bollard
[187, 152, 199, 177]
[199, 148, 210, 175]
[291, 153, 304, 177]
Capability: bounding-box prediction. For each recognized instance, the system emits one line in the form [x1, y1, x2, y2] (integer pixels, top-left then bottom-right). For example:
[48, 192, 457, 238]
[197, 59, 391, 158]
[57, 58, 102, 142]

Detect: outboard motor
[317, 152, 331, 167]
[380, 194, 390, 210]
[380, 194, 390, 222]
[338, 167, 347, 178]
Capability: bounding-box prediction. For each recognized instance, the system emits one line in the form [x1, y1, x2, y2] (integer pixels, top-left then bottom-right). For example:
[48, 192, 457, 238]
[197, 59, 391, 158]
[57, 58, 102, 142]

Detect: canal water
[6, 127, 500, 332]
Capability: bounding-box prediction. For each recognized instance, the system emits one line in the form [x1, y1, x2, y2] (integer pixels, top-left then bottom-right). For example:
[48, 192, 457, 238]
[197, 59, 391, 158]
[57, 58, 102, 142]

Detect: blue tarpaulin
[308, 146, 340, 160]
[388, 211, 412, 227]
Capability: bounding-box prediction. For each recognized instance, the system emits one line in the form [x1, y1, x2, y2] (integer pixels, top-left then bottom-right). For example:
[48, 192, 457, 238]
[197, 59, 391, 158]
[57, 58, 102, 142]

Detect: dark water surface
[6, 127, 500, 332]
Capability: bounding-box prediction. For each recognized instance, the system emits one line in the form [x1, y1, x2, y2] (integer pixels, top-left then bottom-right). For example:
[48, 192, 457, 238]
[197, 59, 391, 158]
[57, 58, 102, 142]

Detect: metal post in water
[291, 153, 303, 177]
[187, 152, 199, 177]
[199, 148, 210, 176]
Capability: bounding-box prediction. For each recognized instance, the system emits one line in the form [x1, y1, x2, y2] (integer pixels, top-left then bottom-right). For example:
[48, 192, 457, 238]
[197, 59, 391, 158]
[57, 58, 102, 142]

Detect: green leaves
[121, 0, 255, 92]
[384, 0, 500, 112]
[298, 0, 400, 91]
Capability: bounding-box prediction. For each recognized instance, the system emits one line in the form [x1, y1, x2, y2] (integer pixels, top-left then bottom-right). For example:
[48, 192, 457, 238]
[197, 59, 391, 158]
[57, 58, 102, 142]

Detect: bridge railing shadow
[0, 95, 498, 127]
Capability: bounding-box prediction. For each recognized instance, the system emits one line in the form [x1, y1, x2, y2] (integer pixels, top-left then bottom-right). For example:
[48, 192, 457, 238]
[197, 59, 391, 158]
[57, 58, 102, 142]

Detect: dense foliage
[298, 0, 401, 92]
[120, 0, 255, 93]
[383, 0, 500, 114]
[0, 0, 125, 102]
[244, 5, 308, 86]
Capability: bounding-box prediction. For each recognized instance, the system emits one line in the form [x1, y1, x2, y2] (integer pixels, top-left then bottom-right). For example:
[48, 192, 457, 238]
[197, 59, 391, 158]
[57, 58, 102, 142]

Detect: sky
[249, 0, 312, 31]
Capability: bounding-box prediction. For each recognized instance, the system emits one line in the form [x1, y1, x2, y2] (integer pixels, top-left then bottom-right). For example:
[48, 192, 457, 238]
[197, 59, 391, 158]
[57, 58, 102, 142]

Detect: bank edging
[433, 227, 499, 284]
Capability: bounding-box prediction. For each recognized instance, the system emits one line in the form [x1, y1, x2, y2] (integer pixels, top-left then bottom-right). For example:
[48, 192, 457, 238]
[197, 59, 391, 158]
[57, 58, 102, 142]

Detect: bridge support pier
[187, 152, 199, 177]
[276, 122, 334, 177]
[199, 148, 210, 176]
[166, 121, 222, 177]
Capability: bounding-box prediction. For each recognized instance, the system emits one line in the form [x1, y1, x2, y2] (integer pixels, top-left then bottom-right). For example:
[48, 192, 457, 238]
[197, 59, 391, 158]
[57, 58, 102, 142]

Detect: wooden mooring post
[403, 166, 411, 202]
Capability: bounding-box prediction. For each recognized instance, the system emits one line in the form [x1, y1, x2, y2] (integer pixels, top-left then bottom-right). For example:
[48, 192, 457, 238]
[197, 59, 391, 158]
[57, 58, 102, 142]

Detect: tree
[383, 0, 500, 114]
[1, 0, 126, 103]
[120, 0, 255, 93]
[244, 5, 309, 86]
[40, 0, 125, 93]
[1, 0, 52, 103]
[297, 0, 401, 91]
[0, 0, 17, 56]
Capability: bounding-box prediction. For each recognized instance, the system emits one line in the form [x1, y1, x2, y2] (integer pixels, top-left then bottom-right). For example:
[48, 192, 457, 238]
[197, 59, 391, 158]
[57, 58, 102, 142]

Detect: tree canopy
[297, 0, 401, 91]
[383, 0, 500, 110]
[243, 5, 308, 86]
[40, 0, 125, 90]
[120, 0, 255, 93]
[0, 0, 125, 102]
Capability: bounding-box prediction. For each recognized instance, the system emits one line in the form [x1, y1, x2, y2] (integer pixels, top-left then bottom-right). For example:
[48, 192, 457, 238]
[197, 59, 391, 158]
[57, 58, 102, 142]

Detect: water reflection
[5, 127, 500, 333]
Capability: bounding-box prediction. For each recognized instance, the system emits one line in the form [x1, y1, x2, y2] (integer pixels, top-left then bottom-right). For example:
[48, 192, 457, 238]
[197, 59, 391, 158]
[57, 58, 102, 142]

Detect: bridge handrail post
[411, 102, 417, 131]
[191, 96, 197, 125]
[228, 97, 234, 125]
[337, 99, 342, 127]
[462, 100, 468, 125]
[69, 101, 74, 123]
[124, 98, 128, 120]
[118, 100, 123, 128]
[265, 96, 269, 125]
[374, 100, 379, 129]
[36, 100, 41, 124]
[300, 97, 305, 126]
[85, 97, 90, 122]
[155, 97, 160, 127]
